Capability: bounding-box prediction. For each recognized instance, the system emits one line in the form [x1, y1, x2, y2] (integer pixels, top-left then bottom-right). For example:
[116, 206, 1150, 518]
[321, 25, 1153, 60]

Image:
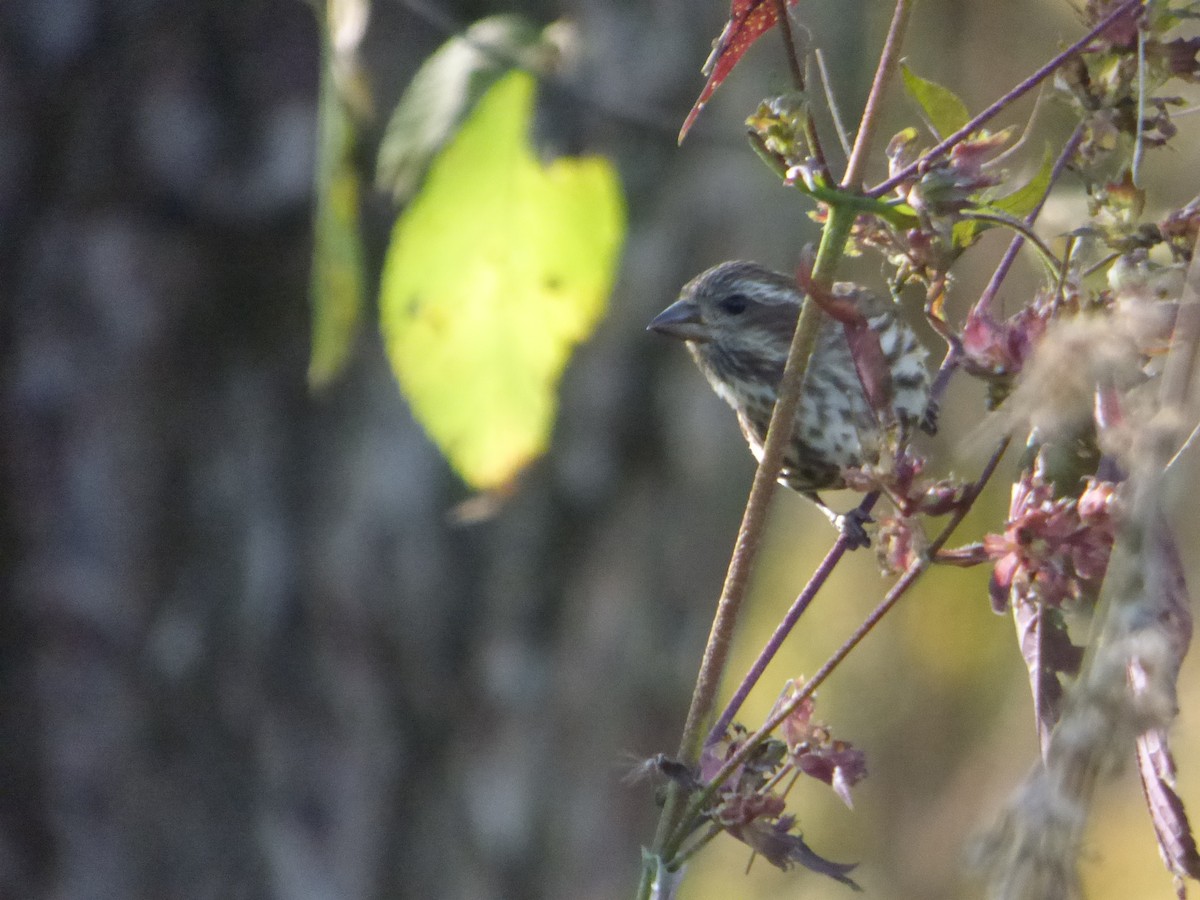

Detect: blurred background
[2, 1, 1199, 898]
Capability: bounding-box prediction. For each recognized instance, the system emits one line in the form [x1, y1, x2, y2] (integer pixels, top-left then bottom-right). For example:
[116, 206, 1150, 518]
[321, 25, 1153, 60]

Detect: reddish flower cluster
[772, 683, 868, 809]
[875, 515, 928, 576]
[850, 213, 948, 288]
[887, 129, 1006, 218]
[842, 448, 959, 514]
[1159, 197, 1200, 262]
[960, 303, 1052, 383]
[984, 473, 1118, 613]
[848, 128, 1013, 290]
[838, 450, 973, 574]
[694, 686, 866, 888]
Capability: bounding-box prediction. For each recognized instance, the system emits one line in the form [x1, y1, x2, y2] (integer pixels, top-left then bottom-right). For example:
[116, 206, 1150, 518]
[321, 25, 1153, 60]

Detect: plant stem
[843, 0, 913, 189]
[816, 49, 853, 158]
[644, 202, 858, 880]
[705, 492, 879, 747]
[772, 0, 832, 183]
[664, 437, 1010, 857]
[1133, 25, 1147, 187]
[959, 210, 1062, 273]
[870, 0, 1144, 199]
[772, 0, 805, 91]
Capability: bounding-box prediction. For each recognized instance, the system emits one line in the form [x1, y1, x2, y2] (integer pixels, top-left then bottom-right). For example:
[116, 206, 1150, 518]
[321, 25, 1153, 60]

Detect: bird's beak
[647, 298, 712, 343]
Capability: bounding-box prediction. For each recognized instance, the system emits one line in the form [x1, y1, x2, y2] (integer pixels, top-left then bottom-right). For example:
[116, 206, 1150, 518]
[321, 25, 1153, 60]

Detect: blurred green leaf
[376, 15, 555, 202]
[380, 70, 625, 490]
[902, 64, 970, 139]
[990, 144, 1055, 219]
[309, 0, 369, 389]
[953, 145, 1055, 249]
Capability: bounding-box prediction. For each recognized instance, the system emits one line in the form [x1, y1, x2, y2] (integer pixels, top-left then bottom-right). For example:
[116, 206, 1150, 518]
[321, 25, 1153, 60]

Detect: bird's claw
[919, 398, 940, 435]
[834, 508, 873, 550]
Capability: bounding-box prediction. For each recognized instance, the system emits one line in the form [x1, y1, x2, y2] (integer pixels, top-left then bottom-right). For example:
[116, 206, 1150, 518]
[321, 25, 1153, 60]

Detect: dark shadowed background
[2, 1, 1199, 898]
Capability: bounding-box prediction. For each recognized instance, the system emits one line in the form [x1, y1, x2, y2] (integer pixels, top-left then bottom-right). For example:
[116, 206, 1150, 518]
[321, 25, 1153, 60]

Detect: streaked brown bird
[648, 261, 930, 545]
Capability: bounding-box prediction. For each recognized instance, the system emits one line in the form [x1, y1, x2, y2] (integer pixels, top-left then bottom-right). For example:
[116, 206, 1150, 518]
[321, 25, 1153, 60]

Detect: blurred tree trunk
[0, 2, 748, 898]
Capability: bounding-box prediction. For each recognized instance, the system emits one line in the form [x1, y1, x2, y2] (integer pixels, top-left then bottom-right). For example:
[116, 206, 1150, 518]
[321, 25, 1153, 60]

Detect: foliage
[380, 70, 624, 490]
[375, 14, 556, 202]
[310, 10, 626, 492]
[901, 63, 971, 138]
[680, 0, 802, 141]
[639, 1, 1200, 898]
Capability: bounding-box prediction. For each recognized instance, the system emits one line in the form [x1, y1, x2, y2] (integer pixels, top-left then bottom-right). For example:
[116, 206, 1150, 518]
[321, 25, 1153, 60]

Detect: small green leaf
[381, 70, 625, 490]
[309, 0, 368, 388]
[953, 145, 1055, 250]
[901, 64, 971, 139]
[991, 144, 1055, 220]
[951, 217, 981, 250]
[376, 15, 553, 202]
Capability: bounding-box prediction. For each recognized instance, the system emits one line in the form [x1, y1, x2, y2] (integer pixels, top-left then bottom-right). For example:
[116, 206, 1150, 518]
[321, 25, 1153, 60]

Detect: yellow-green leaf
[380, 70, 625, 491]
[991, 144, 1055, 220]
[901, 64, 970, 139]
[953, 144, 1056, 250]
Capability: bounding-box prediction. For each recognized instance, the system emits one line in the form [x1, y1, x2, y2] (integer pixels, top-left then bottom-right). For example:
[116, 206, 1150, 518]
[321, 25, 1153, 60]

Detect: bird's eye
[718, 293, 749, 315]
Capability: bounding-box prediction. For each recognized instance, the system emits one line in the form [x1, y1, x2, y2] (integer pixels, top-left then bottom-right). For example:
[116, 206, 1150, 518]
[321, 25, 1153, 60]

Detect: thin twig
[705, 492, 880, 746]
[1165, 420, 1200, 472]
[664, 438, 1011, 857]
[961, 211, 1062, 273]
[971, 123, 1086, 317]
[842, 0, 913, 189]
[672, 823, 723, 868]
[772, 0, 805, 91]
[816, 49, 853, 158]
[1082, 251, 1122, 280]
[926, 340, 964, 414]
[772, 0, 832, 183]
[1050, 235, 1078, 313]
[870, 0, 1145, 199]
[1133, 24, 1147, 187]
[988, 86, 1047, 170]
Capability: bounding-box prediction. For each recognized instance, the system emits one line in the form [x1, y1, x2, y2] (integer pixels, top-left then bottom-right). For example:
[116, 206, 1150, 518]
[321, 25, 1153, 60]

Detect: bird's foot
[919, 398, 940, 435]
[833, 507, 873, 550]
[808, 492, 873, 549]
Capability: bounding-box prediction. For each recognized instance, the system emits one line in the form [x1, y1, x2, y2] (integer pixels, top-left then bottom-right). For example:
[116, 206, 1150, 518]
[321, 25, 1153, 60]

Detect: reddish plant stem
[705, 491, 880, 747]
[664, 437, 1010, 858]
[869, 0, 1144, 199]
[972, 123, 1086, 317]
[926, 343, 963, 412]
[842, 0, 912, 189]
[772, 0, 805, 91]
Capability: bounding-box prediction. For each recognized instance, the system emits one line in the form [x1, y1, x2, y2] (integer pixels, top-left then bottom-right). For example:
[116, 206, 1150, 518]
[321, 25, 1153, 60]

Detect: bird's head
[647, 261, 802, 378]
